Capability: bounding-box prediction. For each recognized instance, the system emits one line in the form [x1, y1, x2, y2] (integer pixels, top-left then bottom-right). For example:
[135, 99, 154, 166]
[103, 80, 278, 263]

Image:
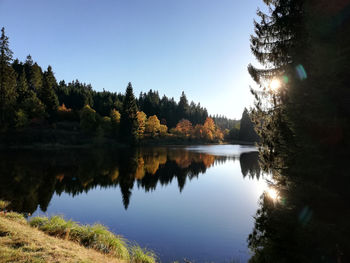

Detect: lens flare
[269, 79, 281, 91]
[296, 64, 307, 80]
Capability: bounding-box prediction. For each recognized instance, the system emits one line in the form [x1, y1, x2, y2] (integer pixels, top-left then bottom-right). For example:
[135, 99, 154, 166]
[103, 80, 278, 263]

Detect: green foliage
[41, 66, 59, 118]
[139, 90, 208, 128]
[80, 105, 97, 133]
[121, 82, 138, 141]
[21, 90, 46, 119]
[110, 109, 121, 137]
[100, 116, 112, 134]
[15, 109, 29, 128]
[238, 108, 259, 143]
[0, 27, 17, 128]
[130, 245, 157, 263]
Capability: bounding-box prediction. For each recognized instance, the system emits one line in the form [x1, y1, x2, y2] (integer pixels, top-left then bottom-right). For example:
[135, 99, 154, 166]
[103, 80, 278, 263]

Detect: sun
[266, 188, 279, 200]
[269, 79, 281, 92]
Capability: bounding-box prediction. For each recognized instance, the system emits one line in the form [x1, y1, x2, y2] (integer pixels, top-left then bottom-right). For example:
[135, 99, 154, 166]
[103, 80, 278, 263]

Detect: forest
[0, 27, 257, 146]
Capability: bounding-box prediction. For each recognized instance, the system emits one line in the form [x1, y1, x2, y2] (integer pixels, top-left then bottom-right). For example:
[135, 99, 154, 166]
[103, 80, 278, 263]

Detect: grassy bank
[0, 212, 156, 263]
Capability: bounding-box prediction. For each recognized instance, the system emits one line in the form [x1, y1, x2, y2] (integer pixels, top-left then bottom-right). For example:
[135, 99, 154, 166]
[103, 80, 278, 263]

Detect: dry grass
[0, 214, 124, 263]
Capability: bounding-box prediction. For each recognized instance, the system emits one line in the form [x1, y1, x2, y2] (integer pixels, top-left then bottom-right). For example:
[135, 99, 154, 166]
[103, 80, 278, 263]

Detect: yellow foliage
[110, 109, 121, 123]
[136, 111, 147, 138]
[159, 124, 168, 136]
[145, 115, 161, 137]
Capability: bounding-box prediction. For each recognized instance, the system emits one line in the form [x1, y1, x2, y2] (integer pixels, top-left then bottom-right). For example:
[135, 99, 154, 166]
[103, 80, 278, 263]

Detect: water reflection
[0, 147, 259, 213]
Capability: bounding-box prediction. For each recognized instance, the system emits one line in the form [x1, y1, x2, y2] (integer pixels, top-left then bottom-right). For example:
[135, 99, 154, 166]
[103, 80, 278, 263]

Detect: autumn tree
[174, 119, 193, 137]
[159, 124, 168, 137]
[192, 124, 204, 140]
[136, 111, 147, 139]
[145, 115, 161, 137]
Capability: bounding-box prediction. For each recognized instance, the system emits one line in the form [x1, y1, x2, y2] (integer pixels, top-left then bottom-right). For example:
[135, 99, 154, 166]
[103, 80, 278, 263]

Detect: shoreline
[0, 211, 156, 263]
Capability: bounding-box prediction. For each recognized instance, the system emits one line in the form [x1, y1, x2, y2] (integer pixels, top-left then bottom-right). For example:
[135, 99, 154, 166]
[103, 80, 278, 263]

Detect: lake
[0, 145, 267, 263]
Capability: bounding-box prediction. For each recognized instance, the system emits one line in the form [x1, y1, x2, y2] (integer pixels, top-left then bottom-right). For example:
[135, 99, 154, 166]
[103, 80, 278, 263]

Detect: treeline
[0, 27, 257, 145]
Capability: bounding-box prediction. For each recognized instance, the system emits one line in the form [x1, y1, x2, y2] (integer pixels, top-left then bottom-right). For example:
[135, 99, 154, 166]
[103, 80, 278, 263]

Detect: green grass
[29, 215, 155, 262]
[130, 245, 157, 263]
[0, 198, 156, 263]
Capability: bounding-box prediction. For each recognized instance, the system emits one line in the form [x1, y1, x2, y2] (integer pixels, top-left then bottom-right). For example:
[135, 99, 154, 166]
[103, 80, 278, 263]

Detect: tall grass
[29, 215, 156, 262]
[130, 245, 157, 263]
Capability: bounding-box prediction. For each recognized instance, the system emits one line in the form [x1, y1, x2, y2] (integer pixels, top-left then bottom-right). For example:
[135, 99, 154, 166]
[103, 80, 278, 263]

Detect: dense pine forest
[0, 27, 257, 146]
[247, 0, 350, 262]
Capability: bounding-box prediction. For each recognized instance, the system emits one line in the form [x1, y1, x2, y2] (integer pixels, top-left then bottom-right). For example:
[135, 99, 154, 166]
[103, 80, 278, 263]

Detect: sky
[0, 0, 263, 119]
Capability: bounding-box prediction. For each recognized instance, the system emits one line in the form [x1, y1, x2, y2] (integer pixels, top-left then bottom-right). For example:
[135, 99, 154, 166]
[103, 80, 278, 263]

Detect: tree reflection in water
[0, 148, 260, 213]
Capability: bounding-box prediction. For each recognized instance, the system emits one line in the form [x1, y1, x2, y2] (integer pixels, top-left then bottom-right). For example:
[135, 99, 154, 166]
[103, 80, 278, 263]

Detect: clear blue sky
[0, 0, 262, 119]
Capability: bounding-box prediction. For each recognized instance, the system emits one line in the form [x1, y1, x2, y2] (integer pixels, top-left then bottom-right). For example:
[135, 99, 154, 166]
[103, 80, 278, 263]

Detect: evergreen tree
[177, 91, 189, 121]
[16, 69, 29, 105]
[28, 62, 43, 92]
[248, 0, 305, 171]
[24, 55, 33, 78]
[248, 1, 350, 262]
[22, 90, 45, 120]
[15, 68, 45, 124]
[41, 66, 59, 118]
[121, 82, 138, 141]
[0, 27, 17, 128]
[239, 108, 259, 143]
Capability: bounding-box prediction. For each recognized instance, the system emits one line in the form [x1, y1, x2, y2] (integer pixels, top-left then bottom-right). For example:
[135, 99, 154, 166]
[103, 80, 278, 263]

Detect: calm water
[0, 145, 266, 262]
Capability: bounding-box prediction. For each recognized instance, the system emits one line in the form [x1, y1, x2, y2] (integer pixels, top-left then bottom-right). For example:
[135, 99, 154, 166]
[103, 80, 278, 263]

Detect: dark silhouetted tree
[239, 108, 259, 142]
[121, 82, 138, 141]
[0, 27, 17, 128]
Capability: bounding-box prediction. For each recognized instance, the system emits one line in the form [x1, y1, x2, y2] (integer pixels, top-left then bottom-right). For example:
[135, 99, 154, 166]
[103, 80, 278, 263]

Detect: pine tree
[248, 0, 305, 171]
[121, 82, 138, 141]
[28, 63, 43, 93]
[16, 69, 29, 105]
[0, 27, 17, 128]
[177, 91, 189, 121]
[41, 65, 59, 119]
[238, 108, 259, 143]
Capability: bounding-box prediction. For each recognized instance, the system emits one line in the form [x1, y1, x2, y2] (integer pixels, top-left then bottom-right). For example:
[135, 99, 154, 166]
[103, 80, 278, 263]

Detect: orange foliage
[174, 119, 193, 136]
[58, 103, 72, 112]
